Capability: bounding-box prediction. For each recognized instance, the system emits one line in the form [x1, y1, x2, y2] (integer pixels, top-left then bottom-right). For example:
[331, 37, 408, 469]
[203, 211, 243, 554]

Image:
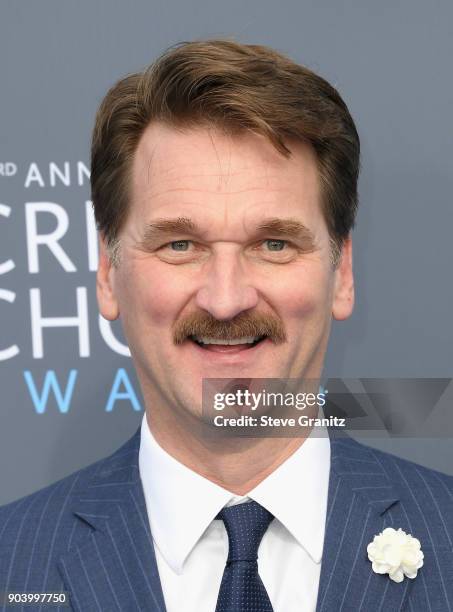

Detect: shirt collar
[139, 414, 330, 573]
[246, 427, 330, 564]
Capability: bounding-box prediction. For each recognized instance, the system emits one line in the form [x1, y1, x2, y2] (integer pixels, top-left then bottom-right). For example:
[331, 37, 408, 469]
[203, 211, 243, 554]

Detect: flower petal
[367, 528, 424, 584]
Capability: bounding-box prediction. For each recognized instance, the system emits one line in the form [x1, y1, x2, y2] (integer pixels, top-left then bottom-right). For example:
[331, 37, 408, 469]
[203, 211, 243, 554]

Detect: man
[0, 40, 452, 612]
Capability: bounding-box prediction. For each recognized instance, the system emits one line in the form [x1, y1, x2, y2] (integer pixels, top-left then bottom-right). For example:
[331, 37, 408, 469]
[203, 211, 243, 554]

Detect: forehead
[129, 121, 322, 229]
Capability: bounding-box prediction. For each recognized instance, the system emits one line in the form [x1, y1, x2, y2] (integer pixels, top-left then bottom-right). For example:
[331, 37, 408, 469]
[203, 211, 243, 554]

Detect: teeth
[193, 336, 260, 345]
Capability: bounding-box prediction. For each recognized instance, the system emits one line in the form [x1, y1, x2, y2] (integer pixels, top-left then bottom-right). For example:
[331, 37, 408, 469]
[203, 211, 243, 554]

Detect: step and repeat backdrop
[1, 1, 452, 505]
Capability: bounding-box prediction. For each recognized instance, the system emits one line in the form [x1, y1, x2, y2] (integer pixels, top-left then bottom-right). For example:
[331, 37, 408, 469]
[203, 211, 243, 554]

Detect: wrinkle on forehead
[130, 122, 322, 237]
[133, 122, 311, 186]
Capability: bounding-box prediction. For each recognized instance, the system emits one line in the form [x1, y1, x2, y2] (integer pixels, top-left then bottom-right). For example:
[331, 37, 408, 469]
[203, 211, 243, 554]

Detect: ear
[332, 236, 354, 321]
[96, 235, 120, 321]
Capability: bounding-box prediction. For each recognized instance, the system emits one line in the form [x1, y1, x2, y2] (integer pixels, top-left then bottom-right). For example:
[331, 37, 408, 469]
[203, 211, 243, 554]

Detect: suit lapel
[57, 426, 437, 611]
[57, 428, 167, 612]
[316, 433, 413, 612]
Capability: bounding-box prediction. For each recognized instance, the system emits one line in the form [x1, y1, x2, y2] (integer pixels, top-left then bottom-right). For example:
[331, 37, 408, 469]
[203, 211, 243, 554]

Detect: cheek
[115, 261, 193, 328]
[268, 266, 334, 322]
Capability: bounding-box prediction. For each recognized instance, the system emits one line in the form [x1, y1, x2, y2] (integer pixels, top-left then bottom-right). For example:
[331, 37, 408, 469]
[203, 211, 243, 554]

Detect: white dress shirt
[139, 414, 330, 612]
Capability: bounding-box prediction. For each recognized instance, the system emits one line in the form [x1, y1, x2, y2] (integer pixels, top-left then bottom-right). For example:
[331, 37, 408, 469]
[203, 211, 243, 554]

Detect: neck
[145, 405, 311, 495]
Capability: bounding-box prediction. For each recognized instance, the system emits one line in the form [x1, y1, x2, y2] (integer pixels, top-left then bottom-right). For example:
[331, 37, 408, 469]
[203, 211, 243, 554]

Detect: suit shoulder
[0, 454, 103, 531]
[0, 458, 101, 591]
[0, 429, 140, 591]
[338, 435, 453, 495]
[0, 428, 138, 536]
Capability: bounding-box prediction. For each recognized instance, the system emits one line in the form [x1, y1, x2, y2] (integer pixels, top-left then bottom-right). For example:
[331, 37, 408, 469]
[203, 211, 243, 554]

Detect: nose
[195, 251, 259, 320]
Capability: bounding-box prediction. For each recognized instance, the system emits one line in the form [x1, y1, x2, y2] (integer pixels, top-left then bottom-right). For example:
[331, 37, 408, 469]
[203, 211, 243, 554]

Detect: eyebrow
[255, 218, 316, 243]
[141, 217, 196, 243]
[138, 216, 317, 248]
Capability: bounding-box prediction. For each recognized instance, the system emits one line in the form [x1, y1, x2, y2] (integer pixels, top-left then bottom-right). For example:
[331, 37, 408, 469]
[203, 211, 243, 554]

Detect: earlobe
[96, 236, 120, 321]
[332, 237, 355, 321]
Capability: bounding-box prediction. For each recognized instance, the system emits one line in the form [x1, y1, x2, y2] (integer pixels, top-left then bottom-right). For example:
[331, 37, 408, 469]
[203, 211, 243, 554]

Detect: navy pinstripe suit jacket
[1, 427, 452, 612]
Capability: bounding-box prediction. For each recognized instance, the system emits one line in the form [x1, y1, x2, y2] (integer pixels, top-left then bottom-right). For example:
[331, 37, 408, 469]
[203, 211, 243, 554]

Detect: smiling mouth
[189, 335, 267, 351]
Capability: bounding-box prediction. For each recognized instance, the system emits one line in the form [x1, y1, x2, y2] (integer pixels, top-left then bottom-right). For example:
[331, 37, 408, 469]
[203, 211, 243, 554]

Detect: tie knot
[217, 500, 274, 563]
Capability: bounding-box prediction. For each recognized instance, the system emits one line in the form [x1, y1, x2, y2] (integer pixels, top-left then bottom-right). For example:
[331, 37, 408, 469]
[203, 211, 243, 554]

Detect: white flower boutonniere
[367, 527, 424, 583]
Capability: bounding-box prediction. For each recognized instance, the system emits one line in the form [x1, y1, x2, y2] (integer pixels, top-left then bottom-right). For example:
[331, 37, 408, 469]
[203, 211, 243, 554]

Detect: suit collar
[69, 426, 142, 532]
[58, 426, 167, 612]
[329, 432, 400, 513]
[316, 431, 411, 612]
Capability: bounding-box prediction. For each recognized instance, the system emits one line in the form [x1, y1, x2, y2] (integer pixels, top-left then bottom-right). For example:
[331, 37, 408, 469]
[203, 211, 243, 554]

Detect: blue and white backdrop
[1, 0, 452, 505]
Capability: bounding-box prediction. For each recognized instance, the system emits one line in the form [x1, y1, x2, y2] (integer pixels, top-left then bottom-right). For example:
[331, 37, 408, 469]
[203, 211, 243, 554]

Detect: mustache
[173, 311, 287, 345]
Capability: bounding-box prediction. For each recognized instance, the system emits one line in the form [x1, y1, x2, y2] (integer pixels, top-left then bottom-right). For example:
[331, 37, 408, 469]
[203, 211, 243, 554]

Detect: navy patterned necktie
[215, 500, 275, 612]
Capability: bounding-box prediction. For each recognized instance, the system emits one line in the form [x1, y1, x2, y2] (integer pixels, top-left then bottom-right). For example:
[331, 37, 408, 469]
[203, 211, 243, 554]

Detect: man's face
[97, 123, 354, 420]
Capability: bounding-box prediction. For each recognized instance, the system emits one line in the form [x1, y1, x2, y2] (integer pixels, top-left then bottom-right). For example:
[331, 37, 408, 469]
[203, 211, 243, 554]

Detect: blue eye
[170, 240, 190, 251]
[265, 239, 285, 251]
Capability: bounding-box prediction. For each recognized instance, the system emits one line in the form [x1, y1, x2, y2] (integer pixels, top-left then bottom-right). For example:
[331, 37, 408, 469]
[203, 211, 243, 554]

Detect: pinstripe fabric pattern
[1, 427, 452, 611]
[0, 429, 166, 612]
[316, 434, 453, 612]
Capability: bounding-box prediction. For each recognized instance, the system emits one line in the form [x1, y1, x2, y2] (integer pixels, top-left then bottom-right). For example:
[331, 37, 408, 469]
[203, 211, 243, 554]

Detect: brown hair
[91, 39, 360, 264]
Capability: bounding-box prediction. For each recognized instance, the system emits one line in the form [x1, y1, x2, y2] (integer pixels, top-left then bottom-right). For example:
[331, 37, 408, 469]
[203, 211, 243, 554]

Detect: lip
[181, 337, 273, 364]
